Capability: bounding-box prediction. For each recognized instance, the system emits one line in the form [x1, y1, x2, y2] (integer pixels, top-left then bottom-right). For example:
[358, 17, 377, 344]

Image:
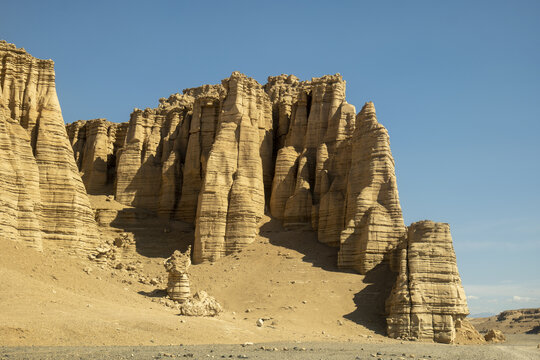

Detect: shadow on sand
[259, 217, 395, 336]
[109, 209, 194, 259]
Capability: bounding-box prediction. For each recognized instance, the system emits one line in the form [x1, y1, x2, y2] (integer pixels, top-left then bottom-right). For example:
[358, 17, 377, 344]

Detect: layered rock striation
[164, 247, 192, 303]
[386, 221, 469, 343]
[66, 119, 127, 194]
[0, 40, 98, 252]
[266, 75, 404, 274]
[61, 68, 470, 343]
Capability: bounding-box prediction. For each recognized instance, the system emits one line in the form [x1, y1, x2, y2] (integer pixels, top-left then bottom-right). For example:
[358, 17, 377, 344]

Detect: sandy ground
[2, 196, 539, 358]
[1, 336, 539, 360]
[0, 211, 393, 346]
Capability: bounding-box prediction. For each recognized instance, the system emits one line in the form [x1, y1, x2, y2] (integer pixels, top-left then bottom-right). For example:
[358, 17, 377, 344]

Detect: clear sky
[2, 0, 539, 316]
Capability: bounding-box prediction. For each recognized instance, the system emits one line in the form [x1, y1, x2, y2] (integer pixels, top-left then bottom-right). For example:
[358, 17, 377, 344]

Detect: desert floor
[1, 197, 539, 359]
[1, 335, 539, 360]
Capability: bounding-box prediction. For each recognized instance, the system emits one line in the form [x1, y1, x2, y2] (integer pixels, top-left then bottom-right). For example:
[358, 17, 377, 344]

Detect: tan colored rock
[164, 247, 192, 303]
[0, 40, 98, 253]
[178, 290, 223, 317]
[194, 72, 271, 263]
[115, 93, 193, 214]
[66, 119, 127, 194]
[386, 221, 469, 343]
[338, 102, 406, 273]
[267, 74, 355, 231]
[484, 329, 506, 342]
[175, 84, 225, 223]
[454, 318, 485, 344]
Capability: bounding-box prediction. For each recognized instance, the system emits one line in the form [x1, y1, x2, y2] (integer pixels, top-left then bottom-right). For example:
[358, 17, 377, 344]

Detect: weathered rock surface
[337, 102, 406, 273]
[66, 119, 127, 194]
[0, 40, 98, 253]
[194, 72, 271, 262]
[115, 93, 194, 215]
[178, 290, 223, 317]
[60, 68, 471, 343]
[385, 221, 469, 343]
[164, 247, 192, 303]
[484, 329, 506, 342]
[84, 73, 271, 263]
[470, 307, 540, 335]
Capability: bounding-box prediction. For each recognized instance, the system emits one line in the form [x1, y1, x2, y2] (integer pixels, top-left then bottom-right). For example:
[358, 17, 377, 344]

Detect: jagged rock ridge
[0, 40, 98, 253]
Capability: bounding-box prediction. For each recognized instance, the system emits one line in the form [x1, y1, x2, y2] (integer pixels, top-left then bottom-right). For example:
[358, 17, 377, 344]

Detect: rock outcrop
[66, 119, 127, 194]
[266, 75, 404, 274]
[484, 329, 506, 342]
[178, 290, 223, 317]
[0, 40, 98, 253]
[59, 68, 471, 343]
[164, 247, 192, 303]
[114, 93, 194, 215]
[194, 72, 271, 263]
[385, 221, 469, 343]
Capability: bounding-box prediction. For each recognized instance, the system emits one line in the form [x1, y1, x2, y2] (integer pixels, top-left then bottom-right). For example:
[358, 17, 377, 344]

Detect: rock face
[77, 73, 272, 263]
[66, 119, 127, 194]
[386, 221, 469, 343]
[0, 40, 98, 253]
[164, 247, 192, 303]
[266, 74, 405, 274]
[194, 72, 271, 263]
[61, 68, 470, 343]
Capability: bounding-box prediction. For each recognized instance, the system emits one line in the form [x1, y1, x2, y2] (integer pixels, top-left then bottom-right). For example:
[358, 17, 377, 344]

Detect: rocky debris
[484, 329, 506, 342]
[88, 232, 135, 264]
[178, 291, 223, 317]
[0, 40, 98, 253]
[164, 247, 192, 303]
[386, 221, 469, 343]
[454, 318, 485, 344]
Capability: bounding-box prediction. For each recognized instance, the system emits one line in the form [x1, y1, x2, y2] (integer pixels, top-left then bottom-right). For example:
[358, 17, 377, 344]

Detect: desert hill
[470, 308, 540, 335]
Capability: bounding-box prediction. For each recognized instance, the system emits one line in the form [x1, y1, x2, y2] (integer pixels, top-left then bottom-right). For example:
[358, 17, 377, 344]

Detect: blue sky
[2, 0, 539, 316]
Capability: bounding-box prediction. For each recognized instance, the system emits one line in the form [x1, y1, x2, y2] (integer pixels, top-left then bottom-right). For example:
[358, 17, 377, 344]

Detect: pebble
[256, 319, 263, 327]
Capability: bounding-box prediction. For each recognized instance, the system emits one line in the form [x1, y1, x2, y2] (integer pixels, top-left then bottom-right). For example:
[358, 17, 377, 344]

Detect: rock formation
[385, 221, 469, 343]
[57, 64, 471, 343]
[178, 290, 223, 317]
[484, 329, 506, 342]
[194, 72, 271, 263]
[66, 119, 127, 194]
[164, 247, 192, 303]
[266, 75, 405, 274]
[0, 40, 98, 253]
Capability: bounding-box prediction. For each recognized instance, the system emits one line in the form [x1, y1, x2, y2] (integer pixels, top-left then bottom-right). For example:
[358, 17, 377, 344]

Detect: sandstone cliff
[386, 221, 469, 343]
[61, 69, 470, 343]
[194, 72, 271, 262]
[0, 40, 98, 252]
[66, 119, 127, 194]
[266, 75, 404, 274]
